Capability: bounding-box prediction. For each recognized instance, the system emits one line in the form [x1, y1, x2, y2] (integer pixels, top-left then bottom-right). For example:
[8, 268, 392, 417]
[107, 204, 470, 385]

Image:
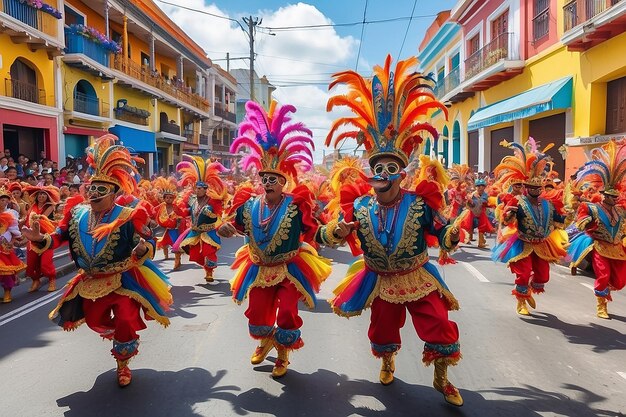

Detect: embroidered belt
[519, 236, 547, 243]
[192, 223, 215, 232]
[76, 270, 122, 300]
[249, 248, 299, 266]
[365, 251, 429, 276]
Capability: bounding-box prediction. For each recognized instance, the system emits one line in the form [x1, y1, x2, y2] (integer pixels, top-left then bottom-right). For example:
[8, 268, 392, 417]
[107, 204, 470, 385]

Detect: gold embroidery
[593, 240, 626, 260]
[77, 273, 122, 300]
[588, 205, 626, 244]
[518, 198, 553, 241]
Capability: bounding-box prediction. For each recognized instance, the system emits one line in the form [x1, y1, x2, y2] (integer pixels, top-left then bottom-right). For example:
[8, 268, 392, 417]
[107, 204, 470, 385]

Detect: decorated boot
[433, 358, 463, 407]
[596, 296, 610, 319]
[112, 339, 139, 387]
[28, 278, 41, 292]
[2, 289, 11, 303]
[173, 252, 182, 271]
[251, 336, 275, 365]
[116, 359, 132, 387]
[271, 345, 289, 378]
[47, 277, 56, 292]
[379, 352, 396, 385]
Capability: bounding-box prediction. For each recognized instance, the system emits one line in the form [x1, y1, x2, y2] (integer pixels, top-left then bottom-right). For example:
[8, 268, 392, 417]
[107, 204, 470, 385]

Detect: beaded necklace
[375, 190, 403, 252]
[256, 194, 285, 245]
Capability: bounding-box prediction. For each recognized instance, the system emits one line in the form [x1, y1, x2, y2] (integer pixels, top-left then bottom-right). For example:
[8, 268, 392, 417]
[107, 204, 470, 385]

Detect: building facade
[419, 0, 626, 178]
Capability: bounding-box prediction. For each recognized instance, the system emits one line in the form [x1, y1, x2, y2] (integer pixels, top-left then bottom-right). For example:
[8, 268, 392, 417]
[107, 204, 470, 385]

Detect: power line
[398, 0, 419, 58]
[156, 0, 239, 23]
[355, 0, 368, 72]
[259, 14, 438, 31]
[255, 53, 347, 68]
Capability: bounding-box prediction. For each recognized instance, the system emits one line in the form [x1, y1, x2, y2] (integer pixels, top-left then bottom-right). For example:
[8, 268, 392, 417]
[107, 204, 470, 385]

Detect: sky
[155, 0, 459, 162]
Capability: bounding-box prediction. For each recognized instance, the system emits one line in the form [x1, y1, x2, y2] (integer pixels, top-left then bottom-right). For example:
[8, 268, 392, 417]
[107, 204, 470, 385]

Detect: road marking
[580, 282, 594, 291]
[617, 372, 626, 381]
[461, 262, 490, 282]
[0, 291, 63, 327]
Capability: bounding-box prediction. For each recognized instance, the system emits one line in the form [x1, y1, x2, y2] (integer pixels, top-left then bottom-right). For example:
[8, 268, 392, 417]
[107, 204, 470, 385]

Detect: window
[533, 0, 550, 41]
[64, 6, 84, 26]
[606, 76, 626, 134]
[9, 59, 39, 103]
[141, 52, 150, 68]
[491, 11, 508, 38]
[468, 35, 480, 56]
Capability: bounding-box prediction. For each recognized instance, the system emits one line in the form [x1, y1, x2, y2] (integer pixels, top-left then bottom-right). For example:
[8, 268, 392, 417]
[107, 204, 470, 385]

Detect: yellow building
[60, 0, 215, 176]
[419, 1, 626, 179]
[0, 0, 64, 163]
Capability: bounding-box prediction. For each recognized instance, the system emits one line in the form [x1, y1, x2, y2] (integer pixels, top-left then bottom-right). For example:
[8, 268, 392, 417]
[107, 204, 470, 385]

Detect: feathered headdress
[449, 164, 474, 187]
[326, 55, 447, 167]
[0, 184, 10, 199]
[230, 100, 314, 182]
[494, 137, 553, 187]
[86, 134, 143, 195]
[153, 176, 177, 196]
[575, 138, 626, 197]
[176, 155, 228, 201]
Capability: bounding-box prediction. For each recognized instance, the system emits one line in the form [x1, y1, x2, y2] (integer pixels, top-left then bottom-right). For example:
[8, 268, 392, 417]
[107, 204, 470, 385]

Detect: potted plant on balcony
[19, 0, 62, 19]
[67, 24, 121, 54]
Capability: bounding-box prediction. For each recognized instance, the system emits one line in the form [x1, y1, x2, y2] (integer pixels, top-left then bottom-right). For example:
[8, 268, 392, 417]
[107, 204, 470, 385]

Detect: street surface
[1, 237, 625, 417]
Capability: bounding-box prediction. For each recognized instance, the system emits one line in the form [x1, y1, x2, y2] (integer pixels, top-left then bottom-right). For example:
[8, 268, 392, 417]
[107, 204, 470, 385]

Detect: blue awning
[108, 125, 156, 153]
[467, 77, 573, 131]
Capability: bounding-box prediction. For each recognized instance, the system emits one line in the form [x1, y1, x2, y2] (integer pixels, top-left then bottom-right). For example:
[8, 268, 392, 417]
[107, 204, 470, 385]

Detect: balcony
[212, 143, 230, 153]
[4, 78, 45, 104]
[112, 55, 210, 113]
[65, 29, 110, 67]
[199, 133, 209, 146]
[214, 102, 236, 123]
[114, 100, 150, 126]
[73, 91, 108, 117]
[562, 0, 626, 51]
[0, 0, 63, 56]
[183, 128, 198, 144]
[434, 66, 474, 104]
[463, 32, 523, 92]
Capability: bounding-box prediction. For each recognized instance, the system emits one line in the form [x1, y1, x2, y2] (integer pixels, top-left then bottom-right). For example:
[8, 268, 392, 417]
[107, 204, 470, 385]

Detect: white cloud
[157, 1, 361, 162]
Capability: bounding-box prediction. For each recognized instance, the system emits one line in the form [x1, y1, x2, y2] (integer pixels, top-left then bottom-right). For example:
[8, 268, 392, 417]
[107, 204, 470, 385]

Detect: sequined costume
[325, 55, 464, 406]
[0, 187, 25, 303]
[567, 139, 626, 318]
[227, 100, 332, 378]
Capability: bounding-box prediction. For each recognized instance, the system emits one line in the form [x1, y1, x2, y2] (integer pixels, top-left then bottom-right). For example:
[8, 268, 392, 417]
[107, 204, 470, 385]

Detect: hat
[176, 156, 227, 200]
[325, 55, 446, 168]
[475, 178, 487, 186]
[575, 139, 626, 198]
[153, 176, 177, 196]
[86, 134, 143, 195]
[231, 100, 314, 183]
[0, 185, 9, 199]
[24, 185, 60, 204]
[494, 137, 553, 189]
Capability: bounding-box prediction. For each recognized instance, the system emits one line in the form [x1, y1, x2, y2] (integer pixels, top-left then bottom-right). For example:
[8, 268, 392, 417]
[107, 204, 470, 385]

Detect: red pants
[509, 252, 550, 288]
[26, 249, 55, 280]
[591, 251, 626, 293]
[188, 241, 218, 270]
[83, 292, 146, 342]
[368, 291, 459, 355]
[245, 279, 303, 331]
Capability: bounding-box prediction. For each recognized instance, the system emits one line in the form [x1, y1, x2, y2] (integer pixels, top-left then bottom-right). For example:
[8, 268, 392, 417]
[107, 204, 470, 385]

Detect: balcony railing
[73, 91, 108, 117]
[0, 0, 58, 37]
[434, 66, 461, 99]
[4, 78, 45, 104]
[113, 55, 210, 113]
[183, 129, 197, 143]
[464, 32, 515, 80]
[65, 29, 111, 67]
[214, 102, 236, 123]
[564, 0, 623, 31]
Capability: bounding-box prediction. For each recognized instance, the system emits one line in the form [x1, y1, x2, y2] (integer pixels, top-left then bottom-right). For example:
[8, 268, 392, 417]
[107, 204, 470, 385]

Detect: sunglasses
[87, 184, 113, 196]
[372, 161, 401, 176]
[261, 175, 284, 186]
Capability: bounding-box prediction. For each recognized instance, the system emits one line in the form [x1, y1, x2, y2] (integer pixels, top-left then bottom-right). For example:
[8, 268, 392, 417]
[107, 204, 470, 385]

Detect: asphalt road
[1, 236, 625, 417]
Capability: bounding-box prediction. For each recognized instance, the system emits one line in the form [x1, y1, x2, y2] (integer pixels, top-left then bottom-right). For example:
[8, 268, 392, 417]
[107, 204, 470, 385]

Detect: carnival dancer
[446, 164, 474, 221]
[326, 55, 464, 406]
[218, 100, 333, 379]
[0, 185, 25, 303]
[173, 156, 228, 283]
[153, 177, 184, 270]
[21, 135, 172, 387]
[458, 178, 495, 248]
[23, 185, 59, 292]
[567, 139, 626, 319]
[491, 139, 567, 316]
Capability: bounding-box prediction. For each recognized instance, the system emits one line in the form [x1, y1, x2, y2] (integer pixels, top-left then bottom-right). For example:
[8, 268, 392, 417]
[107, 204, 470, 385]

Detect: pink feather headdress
[230, 100, 315, 182]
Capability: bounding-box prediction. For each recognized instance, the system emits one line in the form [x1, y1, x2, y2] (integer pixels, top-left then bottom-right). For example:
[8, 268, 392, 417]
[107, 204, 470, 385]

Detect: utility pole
[241, 16, 261, 102]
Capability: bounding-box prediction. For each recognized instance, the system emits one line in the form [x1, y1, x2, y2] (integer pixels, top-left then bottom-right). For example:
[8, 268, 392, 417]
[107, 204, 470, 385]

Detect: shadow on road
[521, 312, 626, 353]
[229, 368, 615, 417]
[57, 368, 242, 417]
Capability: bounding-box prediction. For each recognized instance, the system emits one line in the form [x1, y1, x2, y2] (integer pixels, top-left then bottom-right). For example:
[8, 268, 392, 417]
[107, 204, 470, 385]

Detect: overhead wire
[354, 0, 368, 72]
[398, 0, 419, 58]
